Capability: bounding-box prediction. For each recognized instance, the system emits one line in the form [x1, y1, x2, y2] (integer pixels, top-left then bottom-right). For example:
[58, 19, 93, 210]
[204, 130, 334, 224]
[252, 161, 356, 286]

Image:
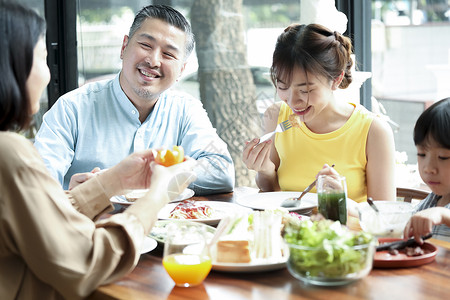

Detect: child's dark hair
[414, 97, 450, 149]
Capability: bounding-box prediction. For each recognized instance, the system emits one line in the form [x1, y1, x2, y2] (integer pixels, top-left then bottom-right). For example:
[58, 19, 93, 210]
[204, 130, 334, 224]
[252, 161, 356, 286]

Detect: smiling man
[34, 5, 235, 195]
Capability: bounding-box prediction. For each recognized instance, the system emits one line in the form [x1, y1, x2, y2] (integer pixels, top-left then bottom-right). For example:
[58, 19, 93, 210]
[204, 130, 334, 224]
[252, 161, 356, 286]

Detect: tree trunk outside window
[191, 0, 260, 188]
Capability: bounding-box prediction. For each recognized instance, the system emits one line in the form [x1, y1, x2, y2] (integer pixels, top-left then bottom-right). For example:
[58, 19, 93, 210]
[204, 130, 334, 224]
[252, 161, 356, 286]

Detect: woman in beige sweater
[0, 2, 195, 299]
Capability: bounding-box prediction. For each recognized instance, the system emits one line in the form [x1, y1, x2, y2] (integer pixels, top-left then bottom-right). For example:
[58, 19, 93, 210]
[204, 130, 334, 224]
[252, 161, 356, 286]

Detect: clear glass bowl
[286, 239, 376, 286]
[358, 201, 414, 238]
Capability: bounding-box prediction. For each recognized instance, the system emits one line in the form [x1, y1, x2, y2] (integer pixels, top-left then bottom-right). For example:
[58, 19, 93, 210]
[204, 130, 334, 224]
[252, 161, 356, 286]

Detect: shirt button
[131, 110, 136, 114]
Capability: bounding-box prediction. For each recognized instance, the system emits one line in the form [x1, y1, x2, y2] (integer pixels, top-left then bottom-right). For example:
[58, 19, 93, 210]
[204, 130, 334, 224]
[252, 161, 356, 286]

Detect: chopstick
[376, 233, 432, 251]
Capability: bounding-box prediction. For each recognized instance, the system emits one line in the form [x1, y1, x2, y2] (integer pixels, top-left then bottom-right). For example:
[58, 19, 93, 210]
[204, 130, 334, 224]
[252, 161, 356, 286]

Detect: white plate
[212, 257, 288, 273]
[140, 236, 157, 254]
[149, 220, 216, 245]
[236, 191, 318, 214]
[110, 188, 194, 206]
[157, 201, 253, 226]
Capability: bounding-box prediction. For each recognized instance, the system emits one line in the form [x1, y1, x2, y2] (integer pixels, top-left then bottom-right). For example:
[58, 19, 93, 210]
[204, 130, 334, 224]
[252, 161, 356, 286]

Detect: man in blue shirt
[34, 5, 234, 195]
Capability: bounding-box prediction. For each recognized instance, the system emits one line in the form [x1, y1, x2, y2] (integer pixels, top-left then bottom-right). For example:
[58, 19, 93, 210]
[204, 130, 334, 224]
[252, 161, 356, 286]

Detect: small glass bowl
[358, 201, 414, 238]
[285, 239, 376, 286]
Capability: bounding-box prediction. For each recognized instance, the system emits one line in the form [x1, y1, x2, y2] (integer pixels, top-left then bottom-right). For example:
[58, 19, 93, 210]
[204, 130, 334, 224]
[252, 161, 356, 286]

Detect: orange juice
[162, 253, 212, 287]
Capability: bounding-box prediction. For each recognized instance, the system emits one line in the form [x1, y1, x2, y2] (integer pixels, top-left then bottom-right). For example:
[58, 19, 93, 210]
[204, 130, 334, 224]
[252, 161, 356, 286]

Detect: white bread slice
[216, 240, 251, 263]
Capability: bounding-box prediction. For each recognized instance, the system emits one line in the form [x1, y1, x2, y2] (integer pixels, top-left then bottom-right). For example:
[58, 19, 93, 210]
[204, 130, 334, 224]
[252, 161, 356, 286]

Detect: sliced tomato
[155, 146, 185, 167]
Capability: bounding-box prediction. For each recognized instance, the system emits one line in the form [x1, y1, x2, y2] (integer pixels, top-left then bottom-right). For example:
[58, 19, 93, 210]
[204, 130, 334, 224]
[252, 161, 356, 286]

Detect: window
[371, 0, 450, 164]
[30, 0, 447, 188]
[75, 1, 370, 116]
[77, 2, 135, 85]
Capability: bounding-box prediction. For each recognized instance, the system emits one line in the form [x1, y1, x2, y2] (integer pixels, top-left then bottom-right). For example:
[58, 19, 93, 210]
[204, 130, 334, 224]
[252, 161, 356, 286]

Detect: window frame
[337, 0, 372, 110]
[44, 0, 78, 108]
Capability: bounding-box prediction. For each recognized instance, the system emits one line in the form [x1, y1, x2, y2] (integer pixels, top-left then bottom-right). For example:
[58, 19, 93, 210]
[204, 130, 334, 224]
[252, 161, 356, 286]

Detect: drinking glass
[162, 221, 212, 287]
[317, 174, 347, 225]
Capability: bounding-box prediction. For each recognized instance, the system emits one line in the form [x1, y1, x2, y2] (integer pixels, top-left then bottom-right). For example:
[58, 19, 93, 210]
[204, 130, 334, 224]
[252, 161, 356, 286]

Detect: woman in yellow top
[243, 23, 396, 203]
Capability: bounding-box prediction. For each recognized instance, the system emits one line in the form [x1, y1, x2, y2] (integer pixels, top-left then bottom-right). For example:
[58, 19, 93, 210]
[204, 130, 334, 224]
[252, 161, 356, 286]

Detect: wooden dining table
[88, 188, 450, 300]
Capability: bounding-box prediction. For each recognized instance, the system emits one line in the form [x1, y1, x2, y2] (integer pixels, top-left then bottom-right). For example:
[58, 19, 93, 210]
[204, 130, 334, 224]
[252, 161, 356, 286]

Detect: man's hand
[68, 167, 101, 190]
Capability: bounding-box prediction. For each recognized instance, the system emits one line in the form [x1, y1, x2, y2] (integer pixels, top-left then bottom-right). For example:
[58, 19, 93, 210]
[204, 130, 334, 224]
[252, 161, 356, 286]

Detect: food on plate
[373, 238, 438, 268]
[283, 217, 375, 278]
[149, 220, 216, 244]
[215, 213, 252, 263]
[375, 233, 432, 252]
[168, 200, 213, 220]
[288, 113, 302, 128]
[213, 208, 301, 264]
[282, 212, 307, 229]
[124, 189, 147, 202]
[252, 210, 285, 261]
[154, 145, 185, 167]
[216, 240, 251, 263]
[380, 242, 429, 257]
[388, 246, 426, 257]
[405, 246, 425, 256]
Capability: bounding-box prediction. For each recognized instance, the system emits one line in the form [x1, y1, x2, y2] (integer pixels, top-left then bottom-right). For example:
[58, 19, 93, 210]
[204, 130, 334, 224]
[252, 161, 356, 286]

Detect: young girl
[403, 98, 450, 243]
[242, 23, 396, 203]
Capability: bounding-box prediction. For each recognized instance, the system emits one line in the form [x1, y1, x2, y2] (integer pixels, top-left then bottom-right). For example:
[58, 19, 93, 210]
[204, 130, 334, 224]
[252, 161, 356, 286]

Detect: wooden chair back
[396, 187, 429, 203]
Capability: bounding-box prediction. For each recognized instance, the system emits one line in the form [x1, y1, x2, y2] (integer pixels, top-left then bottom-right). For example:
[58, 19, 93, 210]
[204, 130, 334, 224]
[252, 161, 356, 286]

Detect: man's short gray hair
[128, 5, 195, 61]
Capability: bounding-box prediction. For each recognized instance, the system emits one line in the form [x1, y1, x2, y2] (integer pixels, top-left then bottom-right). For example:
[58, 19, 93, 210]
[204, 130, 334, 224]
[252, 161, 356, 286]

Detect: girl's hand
[242, 138, 275, 174]
[315, 163, 338, 178]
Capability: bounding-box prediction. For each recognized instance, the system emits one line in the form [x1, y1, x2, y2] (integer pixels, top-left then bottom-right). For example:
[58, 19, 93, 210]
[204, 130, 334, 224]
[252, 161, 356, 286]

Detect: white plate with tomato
[157, 200, 253, 226]
[110, 188, 194, 206]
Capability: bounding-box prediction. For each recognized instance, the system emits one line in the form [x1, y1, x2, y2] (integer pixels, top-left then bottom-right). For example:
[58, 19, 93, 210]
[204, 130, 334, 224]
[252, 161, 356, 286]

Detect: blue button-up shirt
[34, 74, 235, 195]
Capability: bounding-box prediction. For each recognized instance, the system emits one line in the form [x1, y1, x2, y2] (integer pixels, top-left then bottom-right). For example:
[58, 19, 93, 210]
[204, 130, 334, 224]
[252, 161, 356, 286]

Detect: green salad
[283, 219, 374, 278]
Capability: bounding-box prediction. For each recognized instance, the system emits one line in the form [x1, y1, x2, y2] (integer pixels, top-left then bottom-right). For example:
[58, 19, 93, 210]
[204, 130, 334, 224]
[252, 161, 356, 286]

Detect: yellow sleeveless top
[276, 102, 374, 203]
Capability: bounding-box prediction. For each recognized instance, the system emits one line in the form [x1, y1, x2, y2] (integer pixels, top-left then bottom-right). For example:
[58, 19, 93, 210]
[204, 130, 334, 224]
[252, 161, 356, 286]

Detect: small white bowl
[358, 201, 414, 238]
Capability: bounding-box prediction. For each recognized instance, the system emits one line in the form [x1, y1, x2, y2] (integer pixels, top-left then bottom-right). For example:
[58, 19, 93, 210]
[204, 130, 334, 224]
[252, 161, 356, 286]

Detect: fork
[257, 120, 292, 144]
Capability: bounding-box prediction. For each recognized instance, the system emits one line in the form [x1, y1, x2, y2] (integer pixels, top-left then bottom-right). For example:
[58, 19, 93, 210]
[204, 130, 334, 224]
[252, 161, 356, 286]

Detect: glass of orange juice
[163, 221, 212, 287]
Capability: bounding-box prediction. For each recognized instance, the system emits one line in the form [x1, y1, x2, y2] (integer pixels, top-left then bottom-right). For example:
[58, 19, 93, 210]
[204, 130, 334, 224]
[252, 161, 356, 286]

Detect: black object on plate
[376, 233, 432, 251]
